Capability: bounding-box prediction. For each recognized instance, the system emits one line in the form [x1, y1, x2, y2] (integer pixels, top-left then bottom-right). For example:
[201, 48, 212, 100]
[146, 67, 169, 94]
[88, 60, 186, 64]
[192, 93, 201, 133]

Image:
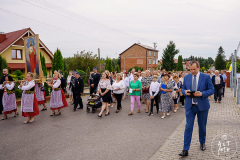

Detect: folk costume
[18, 80, 39, 117]
[35, 83, 46, 105]
[49, 79, 68, 110]
[0, 82, 17, 117]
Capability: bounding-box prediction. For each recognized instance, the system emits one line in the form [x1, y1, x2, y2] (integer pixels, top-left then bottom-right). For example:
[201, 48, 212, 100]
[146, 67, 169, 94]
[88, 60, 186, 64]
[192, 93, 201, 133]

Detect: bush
[10, 70, 24, 80]
[128, 66, 143, 73]
[14, 82, 23, 98]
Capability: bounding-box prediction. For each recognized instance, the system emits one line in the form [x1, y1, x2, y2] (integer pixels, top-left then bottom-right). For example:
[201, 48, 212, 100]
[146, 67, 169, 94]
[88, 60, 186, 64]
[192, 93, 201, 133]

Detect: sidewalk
[150, 88, 240, 160]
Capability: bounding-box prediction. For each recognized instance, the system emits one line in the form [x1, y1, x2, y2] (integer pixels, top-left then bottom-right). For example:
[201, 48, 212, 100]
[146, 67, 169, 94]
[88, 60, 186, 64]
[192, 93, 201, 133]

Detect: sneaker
[167, 113, 170, 116]
[174, 110, 177, 113]
[161, 116, 165, 119]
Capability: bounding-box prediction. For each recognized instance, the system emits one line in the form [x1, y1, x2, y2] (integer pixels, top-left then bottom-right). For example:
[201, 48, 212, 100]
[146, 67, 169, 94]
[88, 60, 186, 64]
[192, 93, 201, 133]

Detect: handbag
[172, 91, 177, 99]
[142, 87, 149, 93]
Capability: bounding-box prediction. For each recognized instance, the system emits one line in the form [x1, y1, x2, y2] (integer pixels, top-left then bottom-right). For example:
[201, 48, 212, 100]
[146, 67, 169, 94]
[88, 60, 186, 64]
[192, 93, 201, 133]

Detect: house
[120, 43, 158, 71]
[0, 28, 53, 76]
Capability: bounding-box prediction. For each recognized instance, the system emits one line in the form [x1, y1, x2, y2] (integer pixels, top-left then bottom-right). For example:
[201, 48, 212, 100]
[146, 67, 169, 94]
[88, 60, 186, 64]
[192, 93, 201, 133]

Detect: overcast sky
[0, 0, 240, 60]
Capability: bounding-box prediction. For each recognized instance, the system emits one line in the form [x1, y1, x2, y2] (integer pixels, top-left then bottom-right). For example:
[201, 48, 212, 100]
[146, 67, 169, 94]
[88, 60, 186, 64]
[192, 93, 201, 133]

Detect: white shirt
[52, 79, 61, 89]
[149, 81, 160, 97]
[124, 77, 130, 87]
[112, 80, 125, 94]
[129, 73, 135, 82]
[192, 71, 200, 104]
[0, 83, 15, 90]
[18, 80, 35, 90]
[138, 76, 142, 82]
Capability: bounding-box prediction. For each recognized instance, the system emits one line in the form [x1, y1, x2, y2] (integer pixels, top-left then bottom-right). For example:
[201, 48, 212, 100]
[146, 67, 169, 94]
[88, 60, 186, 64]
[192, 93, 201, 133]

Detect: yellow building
[0, 28, 53, 76]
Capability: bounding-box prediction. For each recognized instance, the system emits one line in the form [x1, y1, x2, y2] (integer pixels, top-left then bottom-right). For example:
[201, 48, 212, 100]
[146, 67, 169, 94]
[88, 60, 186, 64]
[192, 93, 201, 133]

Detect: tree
[162, 41, 179, 71]
[105, 58, 113, 72]
[177, 55, 183, 71]
[40, 52, 47, 77]
[0, 56, 8, 78]
[128, 66, 143, 73]
[52, 48, 64, 75]
[214, 46, 226, 70]
[115, 64, 120, 73]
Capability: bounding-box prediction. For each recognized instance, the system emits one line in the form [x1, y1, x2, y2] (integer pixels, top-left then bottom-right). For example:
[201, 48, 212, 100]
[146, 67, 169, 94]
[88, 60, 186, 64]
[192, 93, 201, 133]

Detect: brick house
[120, 43, 158, 72]
[0, 28, 53, 76]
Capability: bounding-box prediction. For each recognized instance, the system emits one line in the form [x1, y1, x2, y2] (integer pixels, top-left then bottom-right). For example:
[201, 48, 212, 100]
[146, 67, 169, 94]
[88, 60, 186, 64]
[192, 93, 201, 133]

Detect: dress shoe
[97, 114, 102, 117]
[77, 107, 83, 109]
[179, 150, 188, 156]
[73, 108, 76, 111]
[200, 143, 206, 151]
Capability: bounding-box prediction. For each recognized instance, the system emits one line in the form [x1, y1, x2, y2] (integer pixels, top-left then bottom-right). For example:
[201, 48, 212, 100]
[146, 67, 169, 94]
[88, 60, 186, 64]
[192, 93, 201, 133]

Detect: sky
[0, 0, 240, 60]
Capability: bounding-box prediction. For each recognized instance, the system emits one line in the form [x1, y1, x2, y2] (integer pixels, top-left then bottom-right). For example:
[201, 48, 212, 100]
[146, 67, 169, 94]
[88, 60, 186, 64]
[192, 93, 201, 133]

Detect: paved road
[0, 95, 185, 160]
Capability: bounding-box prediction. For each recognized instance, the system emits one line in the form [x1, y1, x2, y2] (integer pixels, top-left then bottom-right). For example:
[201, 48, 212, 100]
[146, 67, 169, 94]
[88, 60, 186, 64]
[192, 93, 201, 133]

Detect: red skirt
[4, 109, 17, 115]
[50, 90, 68, 110]
[38, 91, 47, 105]
[22, 94, 39, 117]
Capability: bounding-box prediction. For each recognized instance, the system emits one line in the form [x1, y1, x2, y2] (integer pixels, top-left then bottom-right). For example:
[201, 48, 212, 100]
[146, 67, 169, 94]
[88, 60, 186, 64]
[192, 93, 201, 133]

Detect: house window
[12, 49, 22, 60]
[148, 59, 151, 64]
[149, 51, 151, 56]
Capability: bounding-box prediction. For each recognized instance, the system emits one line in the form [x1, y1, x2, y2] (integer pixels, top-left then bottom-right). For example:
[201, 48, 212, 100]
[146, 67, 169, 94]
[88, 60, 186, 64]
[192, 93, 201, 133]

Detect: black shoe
[50, 113, 55, 116]
[57, 112, 61, 116]
[98, 114, 102, 117]
[105, 112, 110, 116]
[41, 108, 47, 111]
[148, 112, 153, 116]
[73, 108, 76, 111]
[200, 143, 206, 151]
[77, 107, 83, 109]
[179, 150, 188, 156]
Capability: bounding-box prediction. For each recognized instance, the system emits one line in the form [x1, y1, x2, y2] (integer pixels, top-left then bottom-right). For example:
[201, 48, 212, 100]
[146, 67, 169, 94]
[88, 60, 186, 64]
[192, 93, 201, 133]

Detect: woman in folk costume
[35, 82, 47, 111]
[47, 72, 68, 116]
[18, 72, 39, 123]
[0, 76, 18, 120]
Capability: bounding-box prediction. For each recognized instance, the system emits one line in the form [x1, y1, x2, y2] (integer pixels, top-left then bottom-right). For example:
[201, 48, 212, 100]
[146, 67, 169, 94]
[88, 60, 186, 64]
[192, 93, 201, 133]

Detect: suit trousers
[150, 92, 159, 113]
[214, 84, 221, 101]
[74, 93, 83, 109]
[183, 105, 209, 150]
[114, 93, 123, 110]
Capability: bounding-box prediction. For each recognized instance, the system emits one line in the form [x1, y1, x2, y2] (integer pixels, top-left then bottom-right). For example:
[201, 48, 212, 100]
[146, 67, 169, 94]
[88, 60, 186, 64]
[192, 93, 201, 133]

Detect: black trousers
[90, 86, 97, 95]
[214, 84, 222, 101]
[180, 95, 185, 106]
[74, 93, 83, 109]
[150, 92, 159, 113]
[114, 93, 123, 110]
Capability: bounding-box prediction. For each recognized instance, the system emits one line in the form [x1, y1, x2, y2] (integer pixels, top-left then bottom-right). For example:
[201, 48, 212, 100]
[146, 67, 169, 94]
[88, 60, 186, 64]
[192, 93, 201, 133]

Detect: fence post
[237, 79, 240, 104]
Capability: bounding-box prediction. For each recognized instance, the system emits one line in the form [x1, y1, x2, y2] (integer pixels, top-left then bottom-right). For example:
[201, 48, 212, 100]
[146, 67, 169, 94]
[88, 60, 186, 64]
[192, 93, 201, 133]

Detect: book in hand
[187, 91, 195, 98]
[161, 84, 167, 94]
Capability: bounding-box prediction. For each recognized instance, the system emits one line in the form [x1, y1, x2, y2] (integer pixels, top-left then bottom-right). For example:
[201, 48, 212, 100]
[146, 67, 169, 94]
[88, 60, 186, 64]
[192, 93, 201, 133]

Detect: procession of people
[0, 61, 229, 157]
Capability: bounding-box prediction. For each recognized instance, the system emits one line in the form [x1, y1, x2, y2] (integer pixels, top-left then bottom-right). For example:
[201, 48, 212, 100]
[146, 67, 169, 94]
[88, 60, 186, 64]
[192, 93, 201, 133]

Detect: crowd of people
[0, 63, 227, 122]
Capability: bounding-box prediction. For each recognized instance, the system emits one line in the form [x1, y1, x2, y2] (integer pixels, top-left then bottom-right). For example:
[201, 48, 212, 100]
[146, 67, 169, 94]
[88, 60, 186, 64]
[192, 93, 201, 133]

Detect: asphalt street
[0, 96, 185, 160]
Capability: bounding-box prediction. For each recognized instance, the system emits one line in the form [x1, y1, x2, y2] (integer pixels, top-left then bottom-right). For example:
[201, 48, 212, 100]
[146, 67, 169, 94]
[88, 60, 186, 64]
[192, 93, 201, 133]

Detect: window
[148, 59, 151, 64]
[12, 49, 22, 60]
[149, 51, 151, 56]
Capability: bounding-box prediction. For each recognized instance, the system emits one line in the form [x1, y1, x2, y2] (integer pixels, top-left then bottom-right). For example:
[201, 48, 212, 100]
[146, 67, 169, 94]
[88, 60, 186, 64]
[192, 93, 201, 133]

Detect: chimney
[0, 33, 6, 43]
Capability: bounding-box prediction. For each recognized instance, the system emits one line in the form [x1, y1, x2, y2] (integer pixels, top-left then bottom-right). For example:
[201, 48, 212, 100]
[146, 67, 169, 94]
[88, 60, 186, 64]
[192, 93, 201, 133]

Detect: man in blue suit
[179, 61, 214, 157]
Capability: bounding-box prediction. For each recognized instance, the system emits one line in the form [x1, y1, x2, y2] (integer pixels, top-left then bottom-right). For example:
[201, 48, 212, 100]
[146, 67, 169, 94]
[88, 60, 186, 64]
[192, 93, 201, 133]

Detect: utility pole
[98, 48, 101, 71]
[153, 42, 157, 70]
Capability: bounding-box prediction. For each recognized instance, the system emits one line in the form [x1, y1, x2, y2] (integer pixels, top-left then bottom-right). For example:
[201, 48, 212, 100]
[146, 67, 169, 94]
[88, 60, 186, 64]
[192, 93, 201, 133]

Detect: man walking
[212, 70, 224, 103]
[220, 70, 227, 97]
[90, 68, 100, 95]
[73, 72, 84, 111]
[179, 61, 214, 157]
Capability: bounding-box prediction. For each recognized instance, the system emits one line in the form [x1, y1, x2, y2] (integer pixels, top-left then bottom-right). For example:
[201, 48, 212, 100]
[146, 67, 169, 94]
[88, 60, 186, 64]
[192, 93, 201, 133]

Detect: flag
[229, 64, 232, 71]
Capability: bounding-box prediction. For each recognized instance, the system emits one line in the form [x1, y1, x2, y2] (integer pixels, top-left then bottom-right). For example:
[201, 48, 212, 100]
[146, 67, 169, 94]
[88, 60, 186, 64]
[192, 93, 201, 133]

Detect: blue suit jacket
[182, 72, 214, 111]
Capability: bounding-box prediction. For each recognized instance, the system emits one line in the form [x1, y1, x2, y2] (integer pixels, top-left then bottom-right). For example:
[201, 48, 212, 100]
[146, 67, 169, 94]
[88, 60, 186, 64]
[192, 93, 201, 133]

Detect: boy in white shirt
[149, 75, 160, 116]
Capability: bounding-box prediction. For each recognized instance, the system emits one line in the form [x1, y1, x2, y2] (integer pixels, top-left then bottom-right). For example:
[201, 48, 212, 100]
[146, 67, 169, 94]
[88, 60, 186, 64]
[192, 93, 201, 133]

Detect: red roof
[8, 63, 25, 70]
[0, 28, 53, 59]
[0, 28, 29, 53]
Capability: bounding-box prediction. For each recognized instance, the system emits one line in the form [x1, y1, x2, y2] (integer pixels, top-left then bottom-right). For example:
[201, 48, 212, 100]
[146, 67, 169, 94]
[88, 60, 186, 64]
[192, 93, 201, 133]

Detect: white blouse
[98, 79, 112, 90]
[18, 80, 35, 90]
[67, 75, 72, 83]
[149, 81, 160, 97]
[112, 80, 125, 94]
[52, 79, 61, 89]
[124, 77, 130, 87]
